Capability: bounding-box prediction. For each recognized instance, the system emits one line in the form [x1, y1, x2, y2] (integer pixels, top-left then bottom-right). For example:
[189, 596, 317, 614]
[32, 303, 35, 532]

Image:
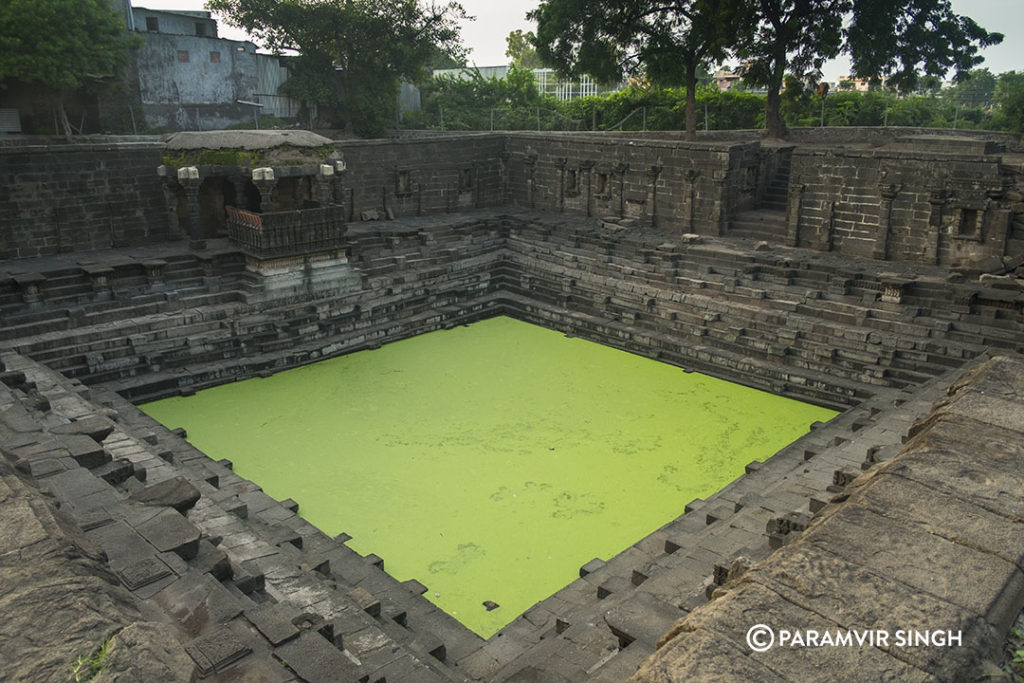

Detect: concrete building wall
[134, 33, 290, 130]
[131, 7, 217, 37]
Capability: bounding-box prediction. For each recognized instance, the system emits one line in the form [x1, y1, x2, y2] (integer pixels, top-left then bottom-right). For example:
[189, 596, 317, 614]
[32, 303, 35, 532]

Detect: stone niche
[156, 130, 348, 259]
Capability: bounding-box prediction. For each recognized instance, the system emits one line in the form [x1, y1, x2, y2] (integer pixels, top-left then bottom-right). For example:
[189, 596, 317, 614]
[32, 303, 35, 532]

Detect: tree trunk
[684, 58, 697, 142]
[764, 85, 787, 138]
[56, 99, 73, 141]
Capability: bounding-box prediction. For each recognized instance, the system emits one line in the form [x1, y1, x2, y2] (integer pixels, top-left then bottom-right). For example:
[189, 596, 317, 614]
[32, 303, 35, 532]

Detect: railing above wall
[226, 205, 348, 259]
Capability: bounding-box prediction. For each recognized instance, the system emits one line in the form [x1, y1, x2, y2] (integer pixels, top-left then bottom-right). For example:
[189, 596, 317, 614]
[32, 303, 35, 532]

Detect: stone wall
[788, 145, 1010, 268]
[631, 354, 1024, 683]
[2, 129, 1020, 267]
[0, 142, 173, 261]
[504, 133, 757, 236]
[336, 135, 508, 220]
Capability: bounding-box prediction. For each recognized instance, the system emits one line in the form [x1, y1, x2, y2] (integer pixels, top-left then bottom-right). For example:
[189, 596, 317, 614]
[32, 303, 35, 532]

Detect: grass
[1005, 626, 1024, 681]
[70, 635, 112, 682]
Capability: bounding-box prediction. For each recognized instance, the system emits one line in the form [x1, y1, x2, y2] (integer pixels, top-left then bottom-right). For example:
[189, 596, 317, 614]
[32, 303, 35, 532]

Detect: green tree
[207, 0, 467, 137]
[845, 0, 1002, 94]
[410, 66, 557, 131]
[0, 0, 138, 137]
[945, 68, 997, 108]
[505, 30, 544, 69]
[736, 0, 1000, 138]
[735, 0, 847, 137]
[993, 71, 1024, 134]
[530, 0, 748, 140]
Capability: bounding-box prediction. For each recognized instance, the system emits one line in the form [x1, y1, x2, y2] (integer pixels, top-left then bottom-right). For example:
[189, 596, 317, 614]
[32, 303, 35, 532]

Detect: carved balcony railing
[225, 205, 348, 258]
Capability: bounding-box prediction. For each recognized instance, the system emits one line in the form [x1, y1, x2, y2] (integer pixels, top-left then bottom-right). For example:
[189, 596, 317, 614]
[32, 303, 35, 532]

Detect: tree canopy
[505, 30, 544, 69]
[531, 0, 1002, 139]
[207, 0, 467, 136]
[530, 0, 747, 140]
[0, 0, 138, 136]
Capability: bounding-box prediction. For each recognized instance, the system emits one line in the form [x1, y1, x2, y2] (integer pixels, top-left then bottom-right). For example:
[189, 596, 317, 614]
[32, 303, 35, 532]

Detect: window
[459, 168, 473, 191]
[595, 172, 609, 197]
[178, 50, 190, 63]
[210, 51, 220, 63]
[195, 22, 208, 37]
[145, 16, 159, 32]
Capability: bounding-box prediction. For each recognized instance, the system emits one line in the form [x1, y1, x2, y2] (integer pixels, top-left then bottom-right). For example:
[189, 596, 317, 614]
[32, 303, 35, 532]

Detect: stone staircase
[499, 218, 1005, 409]
[2, 352, 486, 681]
[728, 148, 792, 242]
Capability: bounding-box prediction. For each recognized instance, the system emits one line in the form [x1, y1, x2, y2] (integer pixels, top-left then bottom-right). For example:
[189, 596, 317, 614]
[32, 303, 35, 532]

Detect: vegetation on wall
[160, 144, 337, 168]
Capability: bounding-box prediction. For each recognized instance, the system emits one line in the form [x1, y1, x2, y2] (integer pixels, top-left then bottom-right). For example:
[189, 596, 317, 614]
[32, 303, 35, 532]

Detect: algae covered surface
[142, 316, 836, 637]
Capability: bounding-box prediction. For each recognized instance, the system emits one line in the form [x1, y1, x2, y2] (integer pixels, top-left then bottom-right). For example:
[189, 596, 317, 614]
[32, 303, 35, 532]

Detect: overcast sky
[136, 0, 1021, 80]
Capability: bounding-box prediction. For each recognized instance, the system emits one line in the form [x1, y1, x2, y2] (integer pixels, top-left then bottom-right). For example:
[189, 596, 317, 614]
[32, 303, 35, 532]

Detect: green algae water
[141, 317, 836, 637]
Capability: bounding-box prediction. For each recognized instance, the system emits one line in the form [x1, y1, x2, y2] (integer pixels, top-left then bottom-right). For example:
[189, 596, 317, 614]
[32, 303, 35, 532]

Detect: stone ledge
[631, 354, 1024, 682]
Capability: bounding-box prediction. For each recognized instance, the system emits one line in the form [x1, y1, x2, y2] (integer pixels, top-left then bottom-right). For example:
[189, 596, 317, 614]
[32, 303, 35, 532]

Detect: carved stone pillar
[12, 273, 45, 307]
[143, 259, 168, 291]
[874, 183, 902, 261]
[556, 157, 567, 213]
[157, 166, 184, 241]
[825, 201, 837, 252]
[334, 160, 347, 219]
[581, 159, 595, 218]
[83, 265, 113, 301]
[786, 183, 806, 247]
[316, 164, 335, 206]
[925, 189, 948, 265]
[177, 166, 204, 250]
[986, 187, 1011, 263]
[647, 164, 663, 228]
[683, 169, 700, 233]
[524, 154, 537, 209]
[252, 167, 278, 213]
[499, 151, 511, 204]
[711, 170, 728, 236]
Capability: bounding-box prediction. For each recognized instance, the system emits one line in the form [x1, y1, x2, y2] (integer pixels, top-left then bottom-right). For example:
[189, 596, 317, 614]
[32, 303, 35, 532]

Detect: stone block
[603, 591, 684, 648]
[184, 626, 252, 677]
[597, 575, 631, 599]
[744, 543, 1000, 678]
[48, 416, 115, 442]
[135, 508, 201, 560]
[807, 504, 1021, 624]
[580, 558, 606, 577]
[410, 633, 447, 661]
[245, 604, 300, 646]
[57, 433, 109, 468]
[156, 572, 244, 632]
[92, 458, 134, 485]
[131, 476, 201, 513]
[347, 586, 381, 617]
[233, 561, 265, 594]
[193, 539, 232, 580]
[116, 556, 173, 591]
[274, 632, 361, 681]
[45, 467, 118, 507]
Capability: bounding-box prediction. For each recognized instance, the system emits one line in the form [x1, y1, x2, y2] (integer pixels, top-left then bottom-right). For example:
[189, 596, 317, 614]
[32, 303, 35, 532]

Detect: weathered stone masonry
[0, 141, 173, 260]
[1, 129, 1023, 681]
